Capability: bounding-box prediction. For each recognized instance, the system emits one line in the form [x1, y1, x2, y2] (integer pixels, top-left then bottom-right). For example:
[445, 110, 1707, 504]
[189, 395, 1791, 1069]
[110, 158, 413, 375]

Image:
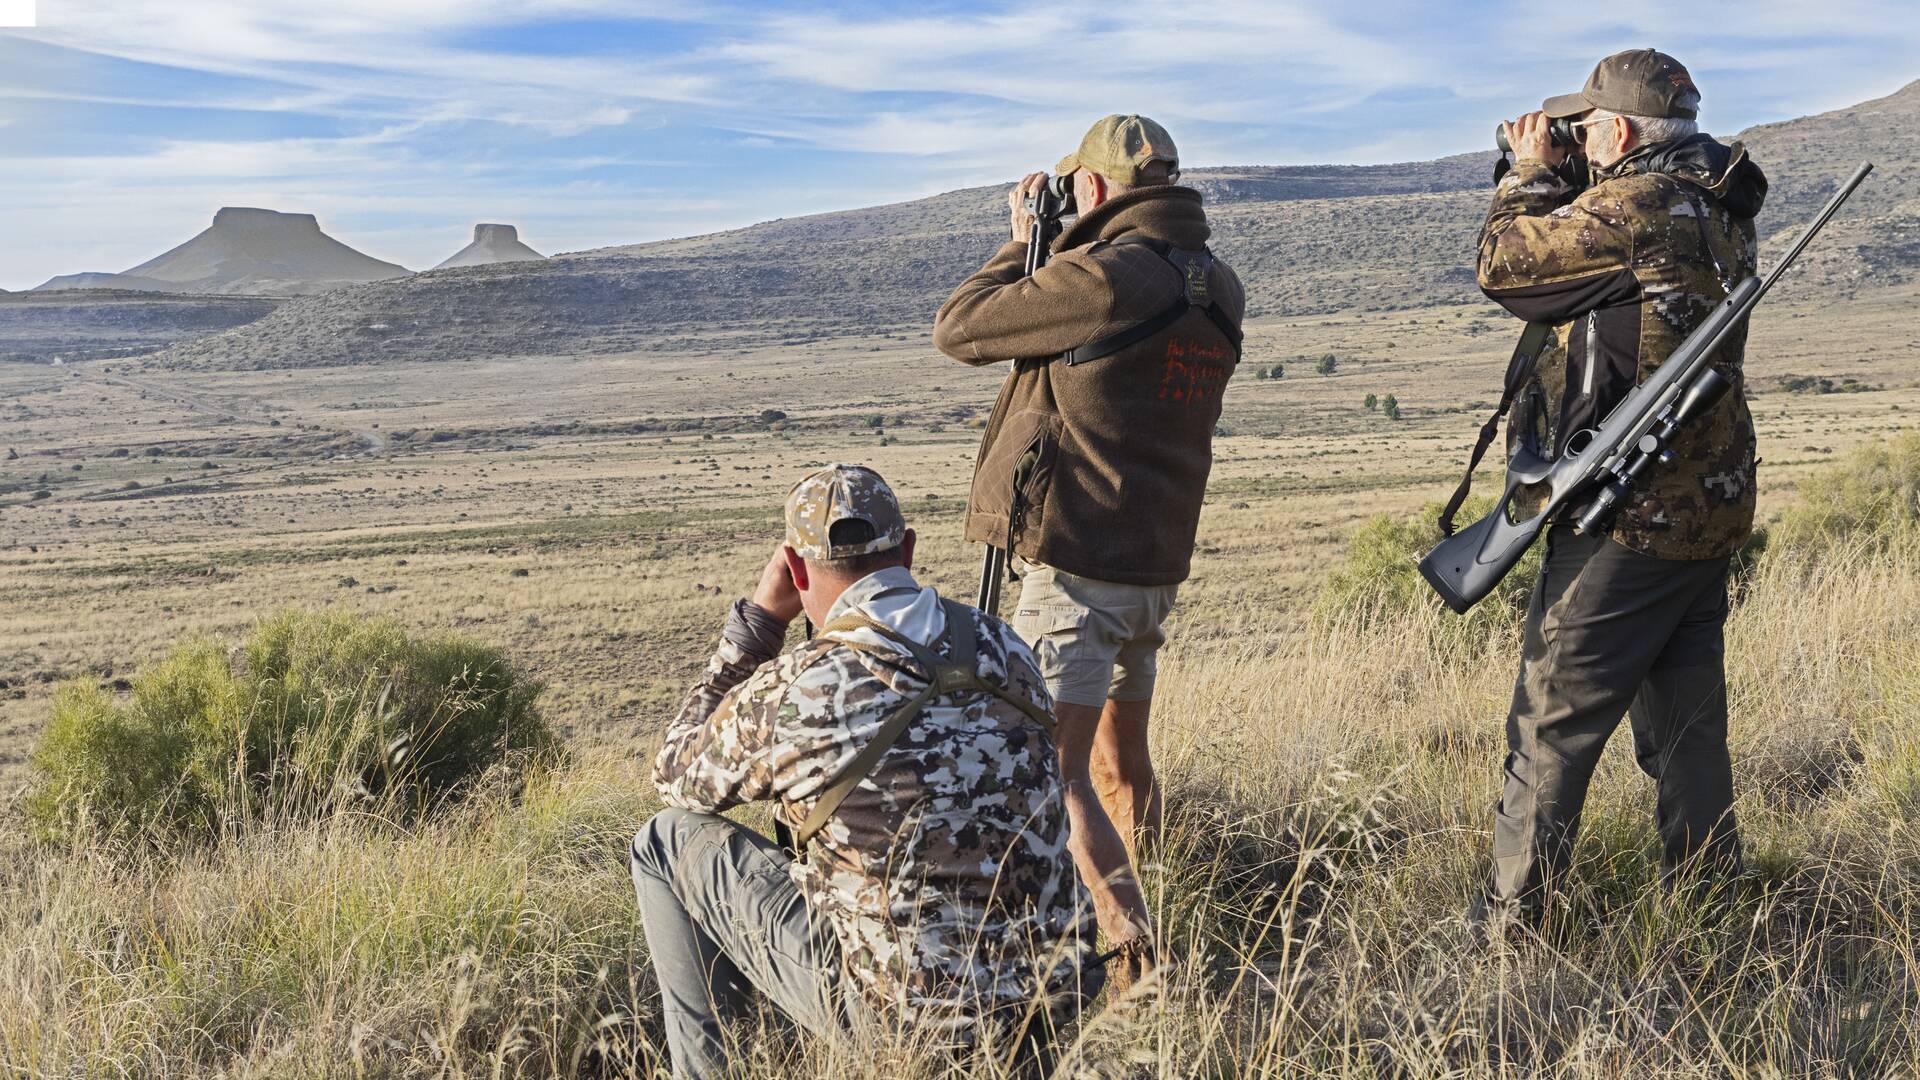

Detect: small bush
[1316, 354, 1338, 376]
[1775, 431, 1920, 551]
[25, 609, 558, 844]
[1382, 394, 1401, 420]
[1314, 497, 1542, 642]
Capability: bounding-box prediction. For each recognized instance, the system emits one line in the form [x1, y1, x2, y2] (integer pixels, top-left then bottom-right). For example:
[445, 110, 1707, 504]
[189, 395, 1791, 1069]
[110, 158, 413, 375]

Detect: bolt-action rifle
[976, 175, 1074, 615]
[1419, 161, 1873, 614]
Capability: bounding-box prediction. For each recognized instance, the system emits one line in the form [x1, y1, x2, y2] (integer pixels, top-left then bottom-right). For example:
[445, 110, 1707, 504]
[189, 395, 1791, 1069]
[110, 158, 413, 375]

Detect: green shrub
[1314, 497, 1542, 640]
[1775, 431, 1920, 551]
[25, 610, 557, 843]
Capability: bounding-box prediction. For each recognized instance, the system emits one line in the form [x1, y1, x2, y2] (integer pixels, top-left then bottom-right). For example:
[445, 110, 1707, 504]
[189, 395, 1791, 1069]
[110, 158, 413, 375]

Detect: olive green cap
[1543, 48, 1700, 120]
[1055, 114, 1179, 186]
[783, 463, 906, 561]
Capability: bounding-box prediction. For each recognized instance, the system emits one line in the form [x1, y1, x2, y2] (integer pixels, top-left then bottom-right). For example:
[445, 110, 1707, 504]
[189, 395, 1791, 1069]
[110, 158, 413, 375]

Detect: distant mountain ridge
[146, 78, 1920, 370]
[0, 290, 283, 362]
[35, 207, 411, 297]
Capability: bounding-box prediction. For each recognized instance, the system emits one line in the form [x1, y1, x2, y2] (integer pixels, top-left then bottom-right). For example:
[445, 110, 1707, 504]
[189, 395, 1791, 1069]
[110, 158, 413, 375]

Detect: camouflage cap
[1055, 114, 1179, 186]
[1544, 48, 1699, 120]
[784, 463, 906, 561]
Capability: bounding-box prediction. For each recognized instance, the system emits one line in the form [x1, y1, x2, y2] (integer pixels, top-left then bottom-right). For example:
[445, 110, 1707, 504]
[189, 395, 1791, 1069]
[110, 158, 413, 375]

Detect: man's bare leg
[1052, 700, 1152, 946]
[1090, 696, 1161, 863]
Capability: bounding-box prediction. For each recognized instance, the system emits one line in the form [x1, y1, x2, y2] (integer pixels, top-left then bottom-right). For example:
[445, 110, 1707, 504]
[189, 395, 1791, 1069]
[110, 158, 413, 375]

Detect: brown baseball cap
[783, 463, 906, 561]
[1055, 114, 1179, 186]
[1543, 48, 1700, 120]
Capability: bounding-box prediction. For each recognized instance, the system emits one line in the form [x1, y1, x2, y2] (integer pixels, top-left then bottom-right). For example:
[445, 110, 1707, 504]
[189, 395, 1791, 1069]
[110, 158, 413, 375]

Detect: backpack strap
[1437, 320, 1554, 537]
[1059, 236, 1242, 366]
[792, 597, 1050, 849]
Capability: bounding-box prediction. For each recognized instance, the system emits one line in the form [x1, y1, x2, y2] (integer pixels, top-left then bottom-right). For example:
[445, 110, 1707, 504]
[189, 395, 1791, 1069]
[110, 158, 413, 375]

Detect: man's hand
[748, 544, 803, 625]
[1502, 112, 1567, 168]
[1008, 172, 1046, 242]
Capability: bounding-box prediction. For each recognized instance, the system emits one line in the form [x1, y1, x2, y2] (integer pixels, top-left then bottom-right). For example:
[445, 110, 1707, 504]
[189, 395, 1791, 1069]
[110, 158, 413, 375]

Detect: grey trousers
[1489, 525, 1743, 913]
[631, 808, 850, 1080]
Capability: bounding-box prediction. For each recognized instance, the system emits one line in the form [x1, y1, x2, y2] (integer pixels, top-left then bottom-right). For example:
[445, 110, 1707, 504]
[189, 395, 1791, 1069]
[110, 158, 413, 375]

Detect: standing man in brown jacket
[933, 115, 1245, 981]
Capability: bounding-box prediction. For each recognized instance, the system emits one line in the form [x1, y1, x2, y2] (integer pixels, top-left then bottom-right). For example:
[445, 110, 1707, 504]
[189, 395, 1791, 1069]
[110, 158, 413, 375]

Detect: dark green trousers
[1490, 525, 1743, 911]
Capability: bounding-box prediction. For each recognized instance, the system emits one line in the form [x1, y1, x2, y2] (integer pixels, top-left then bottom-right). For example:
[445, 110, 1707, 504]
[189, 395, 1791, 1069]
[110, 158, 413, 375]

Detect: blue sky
[1, 0, 1914, 290]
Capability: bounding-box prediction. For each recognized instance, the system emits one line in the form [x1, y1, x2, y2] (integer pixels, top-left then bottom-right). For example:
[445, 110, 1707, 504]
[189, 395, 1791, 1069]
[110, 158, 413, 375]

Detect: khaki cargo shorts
[1011, 559, 1179, 709]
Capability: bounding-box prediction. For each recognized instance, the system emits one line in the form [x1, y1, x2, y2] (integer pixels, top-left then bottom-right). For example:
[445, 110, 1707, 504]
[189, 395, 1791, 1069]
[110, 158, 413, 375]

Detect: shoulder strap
[1682, 189, 1736, 294]
[1060, 237, 1242, 366]
[793, 597, 1049, 849]
[1060, 299, 1192, 366]
[1437, 320, 1554, 536]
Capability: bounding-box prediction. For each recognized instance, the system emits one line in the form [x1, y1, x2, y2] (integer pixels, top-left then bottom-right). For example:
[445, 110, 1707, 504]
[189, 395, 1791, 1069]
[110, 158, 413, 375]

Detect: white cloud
[27, 0, 724, 133]
[716, 2, 1419, 123]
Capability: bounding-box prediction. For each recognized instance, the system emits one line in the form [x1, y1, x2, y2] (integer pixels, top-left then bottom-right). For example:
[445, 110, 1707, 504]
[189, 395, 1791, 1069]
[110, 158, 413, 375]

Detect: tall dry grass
[3, 534, 1919, 1076]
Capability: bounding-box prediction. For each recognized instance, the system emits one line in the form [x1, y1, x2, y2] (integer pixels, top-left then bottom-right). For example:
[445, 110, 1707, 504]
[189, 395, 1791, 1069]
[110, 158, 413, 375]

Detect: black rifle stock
[976, 180, 1069, 615]
[1419, 161, 1873, 614]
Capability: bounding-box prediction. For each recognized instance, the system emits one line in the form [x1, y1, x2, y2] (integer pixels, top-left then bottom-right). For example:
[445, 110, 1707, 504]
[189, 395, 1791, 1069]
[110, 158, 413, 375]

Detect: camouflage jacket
[654, 567, 1097, 1037]
[1478, 135, 1769, 559]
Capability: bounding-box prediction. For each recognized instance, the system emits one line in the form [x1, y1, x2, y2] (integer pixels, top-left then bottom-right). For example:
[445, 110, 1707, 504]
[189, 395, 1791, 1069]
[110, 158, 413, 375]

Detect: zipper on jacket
[1582, 312, 1599, 397]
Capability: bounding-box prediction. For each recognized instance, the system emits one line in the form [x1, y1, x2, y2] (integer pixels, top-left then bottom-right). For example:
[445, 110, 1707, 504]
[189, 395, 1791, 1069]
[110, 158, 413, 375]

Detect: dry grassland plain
[1, 280, 1918, 1075]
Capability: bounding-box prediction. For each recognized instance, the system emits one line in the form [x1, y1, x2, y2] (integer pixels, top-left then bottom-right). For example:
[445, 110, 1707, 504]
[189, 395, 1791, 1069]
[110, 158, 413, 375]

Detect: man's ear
[898, 529, 917, 572]
[783, 544, 810, 593]
[1613, 115, 1635, 156]
[1072, 168, 1100, 213]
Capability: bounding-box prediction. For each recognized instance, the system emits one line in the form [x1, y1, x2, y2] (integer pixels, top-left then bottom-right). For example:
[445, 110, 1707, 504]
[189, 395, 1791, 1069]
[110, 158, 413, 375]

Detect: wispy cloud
[0, 0, 1913, 289]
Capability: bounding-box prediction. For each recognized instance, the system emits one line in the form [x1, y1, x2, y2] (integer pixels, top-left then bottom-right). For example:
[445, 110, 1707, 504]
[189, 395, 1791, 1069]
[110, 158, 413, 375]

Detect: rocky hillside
[149, 78, 1920, 370]
[0, 290, 284, 362]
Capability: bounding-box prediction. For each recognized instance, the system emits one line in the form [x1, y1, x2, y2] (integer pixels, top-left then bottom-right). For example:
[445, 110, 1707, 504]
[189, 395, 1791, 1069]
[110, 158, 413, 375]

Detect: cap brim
[1541, 92, 1594, 119]
[1053, 152, 1079, 176]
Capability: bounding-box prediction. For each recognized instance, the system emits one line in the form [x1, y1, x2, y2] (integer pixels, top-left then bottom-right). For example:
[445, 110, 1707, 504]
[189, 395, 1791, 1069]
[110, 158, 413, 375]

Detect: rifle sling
[1059, 237, 1242, 366]
[1438, 320, 1553, 537]
[791, 597, 1050, 850]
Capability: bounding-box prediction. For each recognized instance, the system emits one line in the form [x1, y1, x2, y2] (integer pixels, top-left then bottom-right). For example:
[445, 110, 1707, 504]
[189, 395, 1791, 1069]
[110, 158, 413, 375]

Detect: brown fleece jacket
[934, 185, 1245, 586]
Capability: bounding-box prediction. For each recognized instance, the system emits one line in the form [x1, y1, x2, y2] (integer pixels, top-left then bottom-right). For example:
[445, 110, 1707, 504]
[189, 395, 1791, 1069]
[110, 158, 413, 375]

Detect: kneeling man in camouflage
[633, 464, 1101, 1079]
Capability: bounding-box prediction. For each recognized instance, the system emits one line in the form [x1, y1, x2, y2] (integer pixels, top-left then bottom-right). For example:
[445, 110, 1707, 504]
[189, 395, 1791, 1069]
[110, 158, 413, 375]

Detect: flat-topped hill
[34, 208, 411, 298]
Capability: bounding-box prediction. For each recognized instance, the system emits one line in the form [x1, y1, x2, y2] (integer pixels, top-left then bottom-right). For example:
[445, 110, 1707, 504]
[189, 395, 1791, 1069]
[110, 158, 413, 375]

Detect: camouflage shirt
[1478, 135, 1769, 559]
[654, 567, 1097, 1037]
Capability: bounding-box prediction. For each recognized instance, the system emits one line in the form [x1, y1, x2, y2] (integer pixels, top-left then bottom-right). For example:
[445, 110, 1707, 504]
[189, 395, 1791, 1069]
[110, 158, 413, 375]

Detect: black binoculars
[1495, 117, 1578, 153]
[1028, 173, 1076, 220]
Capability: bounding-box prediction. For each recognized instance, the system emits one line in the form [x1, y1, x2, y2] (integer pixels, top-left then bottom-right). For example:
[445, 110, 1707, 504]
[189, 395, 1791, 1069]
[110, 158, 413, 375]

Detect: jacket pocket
[974, 408, 1062, 546]
[1557, 304, 1642, 456]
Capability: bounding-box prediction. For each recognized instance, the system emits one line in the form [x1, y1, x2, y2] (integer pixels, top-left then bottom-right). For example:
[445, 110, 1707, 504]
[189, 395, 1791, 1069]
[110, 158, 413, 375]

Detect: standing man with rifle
[933, 115, 1245, 982]
[1464, 50, 1770, 927]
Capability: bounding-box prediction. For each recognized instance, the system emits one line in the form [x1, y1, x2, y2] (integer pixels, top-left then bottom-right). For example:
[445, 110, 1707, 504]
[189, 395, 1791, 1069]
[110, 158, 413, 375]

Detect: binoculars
[1495, 117, 1579, 153]
[1028, 173, 1076, 220]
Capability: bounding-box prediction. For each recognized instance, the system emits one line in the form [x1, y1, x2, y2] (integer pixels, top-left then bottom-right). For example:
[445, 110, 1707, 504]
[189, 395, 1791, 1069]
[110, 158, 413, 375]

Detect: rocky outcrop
[434, 224, 546, 269]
